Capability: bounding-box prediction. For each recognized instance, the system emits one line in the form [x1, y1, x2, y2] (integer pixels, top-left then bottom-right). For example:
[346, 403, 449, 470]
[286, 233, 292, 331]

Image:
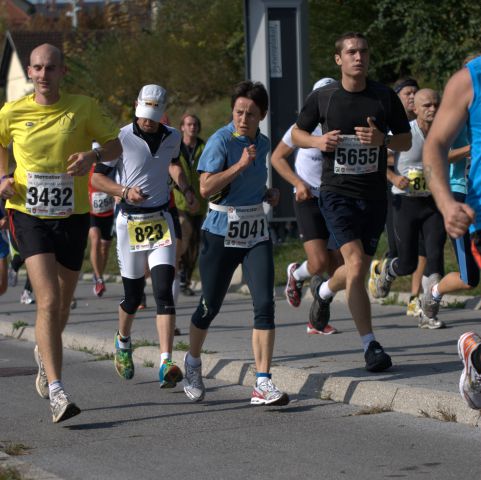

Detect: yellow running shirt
[0, 93, 119, 217]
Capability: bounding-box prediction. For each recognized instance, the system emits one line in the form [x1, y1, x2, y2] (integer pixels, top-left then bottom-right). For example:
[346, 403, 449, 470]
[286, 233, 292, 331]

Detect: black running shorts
[8, 210, 90, 271]
[90, 213, 114, 241]
[292, 196, 329, 242]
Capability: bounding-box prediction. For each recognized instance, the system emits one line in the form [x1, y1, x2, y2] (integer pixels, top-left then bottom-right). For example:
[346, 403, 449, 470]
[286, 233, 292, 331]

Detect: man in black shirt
[292, 32, 411, 372]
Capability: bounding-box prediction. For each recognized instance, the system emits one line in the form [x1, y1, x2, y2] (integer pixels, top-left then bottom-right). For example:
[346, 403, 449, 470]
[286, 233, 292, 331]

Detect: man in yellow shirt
[0, 43, 121, 423]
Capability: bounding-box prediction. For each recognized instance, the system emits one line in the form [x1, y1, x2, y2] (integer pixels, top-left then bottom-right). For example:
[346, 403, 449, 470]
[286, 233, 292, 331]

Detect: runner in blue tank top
[423, 53, 481, 410]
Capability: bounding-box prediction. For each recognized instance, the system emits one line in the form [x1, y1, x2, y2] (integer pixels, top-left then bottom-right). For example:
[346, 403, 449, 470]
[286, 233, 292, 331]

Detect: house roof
[0, 0, 35, 30]
[0, 30, 64, 87]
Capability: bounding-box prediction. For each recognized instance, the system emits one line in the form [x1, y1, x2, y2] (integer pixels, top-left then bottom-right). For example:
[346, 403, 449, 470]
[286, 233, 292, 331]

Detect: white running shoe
[458, 332, 481, 409]
[418, 314, 445, 330]
[250, 378, 289, 406]
[50, 389, 81, 423]
[34, 345, 49, 399]
[20, 289, 35, 304]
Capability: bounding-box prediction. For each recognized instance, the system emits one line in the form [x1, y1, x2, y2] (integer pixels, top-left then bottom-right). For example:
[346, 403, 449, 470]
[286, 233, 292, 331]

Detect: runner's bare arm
[423, 68, 475, 237]
[291, 125, 341, 151]
[271, 140, 312, 202]
[67, 138, 122, 176]
[168, 162, 199, 213]
[200, 145, 256, 198]
[0, 145, 15, 200]
[91, 172, 144, 204]
[386, 168, 409, 190]
[448, 144, 470, 164]
[355, 117, 411, 151]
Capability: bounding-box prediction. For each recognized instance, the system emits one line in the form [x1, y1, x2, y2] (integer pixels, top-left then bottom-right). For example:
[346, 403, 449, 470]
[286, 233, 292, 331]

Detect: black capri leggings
[191, 231, 275, 330]
[392, 195, 446, 277]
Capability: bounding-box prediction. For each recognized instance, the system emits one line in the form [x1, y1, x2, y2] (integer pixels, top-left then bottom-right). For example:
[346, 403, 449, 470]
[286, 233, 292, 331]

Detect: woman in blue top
[182, 80, 289, 406]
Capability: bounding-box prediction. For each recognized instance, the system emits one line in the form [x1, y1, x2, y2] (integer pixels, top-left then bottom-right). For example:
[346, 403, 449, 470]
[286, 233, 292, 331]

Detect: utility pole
[66, 0, 81, 29]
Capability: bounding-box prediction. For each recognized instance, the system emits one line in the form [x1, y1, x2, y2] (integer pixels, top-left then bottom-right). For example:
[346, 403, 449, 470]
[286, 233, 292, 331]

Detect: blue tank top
[466, 56, 481, 232]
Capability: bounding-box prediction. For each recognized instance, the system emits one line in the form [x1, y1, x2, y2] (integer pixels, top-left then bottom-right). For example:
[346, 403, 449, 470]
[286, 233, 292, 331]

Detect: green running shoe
[159, 359, 183, 388]
[114, 332, 134, 380]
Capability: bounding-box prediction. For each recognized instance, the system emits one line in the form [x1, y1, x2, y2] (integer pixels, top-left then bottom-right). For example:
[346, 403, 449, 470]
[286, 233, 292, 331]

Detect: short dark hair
[334, 32, 367, 55]
[180, 113, 201, 133]
[231, 80, 269, 115]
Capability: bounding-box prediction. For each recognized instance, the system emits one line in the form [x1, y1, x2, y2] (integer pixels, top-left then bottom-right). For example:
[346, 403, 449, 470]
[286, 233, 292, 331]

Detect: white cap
[135, 84, 167, 122]
[312, 77, 335, 91]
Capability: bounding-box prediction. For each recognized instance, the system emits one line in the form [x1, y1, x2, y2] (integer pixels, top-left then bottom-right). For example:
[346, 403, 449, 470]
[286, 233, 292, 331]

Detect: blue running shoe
[114, 332, 134, 380]
[159, 359, 183, 388]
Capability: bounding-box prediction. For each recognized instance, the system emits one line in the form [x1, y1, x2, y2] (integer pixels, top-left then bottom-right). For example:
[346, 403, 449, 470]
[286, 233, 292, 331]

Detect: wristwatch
[383, 134, 392, 147]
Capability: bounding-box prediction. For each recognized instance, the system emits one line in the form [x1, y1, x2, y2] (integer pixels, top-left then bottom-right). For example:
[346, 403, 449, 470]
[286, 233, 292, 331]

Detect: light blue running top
[466, 56, 481, 232]
[449, 125, 469, 195]
[197, 121, 270, 236]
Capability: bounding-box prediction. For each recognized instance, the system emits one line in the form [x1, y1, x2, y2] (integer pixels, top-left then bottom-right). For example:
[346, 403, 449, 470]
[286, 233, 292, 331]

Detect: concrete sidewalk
[1, 277, 480, 427]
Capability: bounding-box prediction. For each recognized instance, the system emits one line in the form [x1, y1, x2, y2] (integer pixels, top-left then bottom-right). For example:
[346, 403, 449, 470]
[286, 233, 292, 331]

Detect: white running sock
[361, 333, 376, 352]
[49, 380, 64, 398]
[319, 280, 335, 300]
[186, 351, 201, 367]
[293, 261, 311, 281]
[160, 352, 171, 364]
[432, 283, 443, 301]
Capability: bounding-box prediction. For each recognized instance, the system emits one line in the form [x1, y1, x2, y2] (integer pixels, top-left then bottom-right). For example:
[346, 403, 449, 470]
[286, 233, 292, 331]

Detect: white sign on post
[268, 20, 282, 78]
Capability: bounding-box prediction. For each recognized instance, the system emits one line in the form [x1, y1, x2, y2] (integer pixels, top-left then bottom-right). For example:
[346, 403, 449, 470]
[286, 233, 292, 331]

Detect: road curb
[0, 450, 65, 480]
[2, 318, 480, 428]
[13, 267, 481, 310]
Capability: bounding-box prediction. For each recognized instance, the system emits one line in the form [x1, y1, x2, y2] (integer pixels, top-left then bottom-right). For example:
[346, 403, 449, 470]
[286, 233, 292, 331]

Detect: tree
[63, 0, 244, 123]
[369, 0, 481, 88]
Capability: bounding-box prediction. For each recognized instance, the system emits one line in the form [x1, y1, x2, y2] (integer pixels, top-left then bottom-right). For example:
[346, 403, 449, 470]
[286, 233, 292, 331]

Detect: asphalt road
[1, 336, 480, 480]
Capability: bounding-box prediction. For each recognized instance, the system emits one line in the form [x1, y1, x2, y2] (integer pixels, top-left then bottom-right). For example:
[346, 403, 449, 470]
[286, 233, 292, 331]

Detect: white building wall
[7, 51, 33, 101]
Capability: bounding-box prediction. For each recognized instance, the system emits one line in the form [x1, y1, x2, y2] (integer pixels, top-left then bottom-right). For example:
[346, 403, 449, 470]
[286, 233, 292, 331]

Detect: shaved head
[414, 88, 440, 108]
[414, 88, 440, 127]
[28, 43, 66, 104]
[30, 43, 64, 66]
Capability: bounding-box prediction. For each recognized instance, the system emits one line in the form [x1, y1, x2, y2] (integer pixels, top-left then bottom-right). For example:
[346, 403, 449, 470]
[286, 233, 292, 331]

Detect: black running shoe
[364, 341, 392, 372]
[309, 275, 332, 330]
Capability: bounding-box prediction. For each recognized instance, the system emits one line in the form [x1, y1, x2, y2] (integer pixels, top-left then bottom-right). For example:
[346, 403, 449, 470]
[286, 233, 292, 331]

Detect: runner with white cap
[92, 84, 197, 388]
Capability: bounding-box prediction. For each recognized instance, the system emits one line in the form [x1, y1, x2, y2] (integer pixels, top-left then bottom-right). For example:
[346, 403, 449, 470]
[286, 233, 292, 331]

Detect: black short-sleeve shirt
[296, 79, 410, 199]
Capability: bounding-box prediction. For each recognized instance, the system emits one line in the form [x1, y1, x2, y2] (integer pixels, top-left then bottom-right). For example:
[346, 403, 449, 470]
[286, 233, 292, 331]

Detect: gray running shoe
[34, 345, 49, 399]
[8, 267, 18, 287]
[50, 389, 81, 423]
[420, 273, 442, 319]
[418, 314, 446, 330]
[183, 354, 205, 402]
[373, 258, 395, 298]
[309, 275, 332, 330]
